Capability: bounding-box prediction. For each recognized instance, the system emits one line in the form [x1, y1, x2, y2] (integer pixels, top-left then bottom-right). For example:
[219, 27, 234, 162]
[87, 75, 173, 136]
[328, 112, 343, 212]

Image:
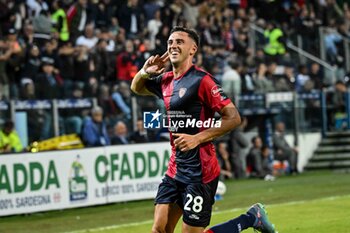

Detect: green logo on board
[69, 155, 87, 201]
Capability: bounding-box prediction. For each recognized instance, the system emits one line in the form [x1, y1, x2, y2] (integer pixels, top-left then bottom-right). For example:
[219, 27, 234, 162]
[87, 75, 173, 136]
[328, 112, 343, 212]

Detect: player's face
[167, 31, 197, 66]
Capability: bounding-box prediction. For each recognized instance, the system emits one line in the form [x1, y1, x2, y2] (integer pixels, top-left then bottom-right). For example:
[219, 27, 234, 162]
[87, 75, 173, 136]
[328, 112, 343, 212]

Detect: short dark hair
[4, 121, 14, 130]
[170, 26, 200, 47]
[251, 136, 260, 144]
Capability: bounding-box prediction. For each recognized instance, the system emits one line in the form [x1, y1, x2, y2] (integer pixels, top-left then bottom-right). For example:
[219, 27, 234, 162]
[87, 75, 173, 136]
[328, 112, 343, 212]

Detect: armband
[140, 68, 151, 79]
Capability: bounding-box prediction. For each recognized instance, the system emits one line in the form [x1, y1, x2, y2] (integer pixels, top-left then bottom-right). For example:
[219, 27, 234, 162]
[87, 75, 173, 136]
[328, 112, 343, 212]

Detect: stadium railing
[0, 98, 97, 147]
[1, 90, 348, 149]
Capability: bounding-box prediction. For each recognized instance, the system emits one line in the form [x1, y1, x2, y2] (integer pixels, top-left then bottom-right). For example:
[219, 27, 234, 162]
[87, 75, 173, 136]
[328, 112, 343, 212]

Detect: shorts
[155, 175, 219, 227]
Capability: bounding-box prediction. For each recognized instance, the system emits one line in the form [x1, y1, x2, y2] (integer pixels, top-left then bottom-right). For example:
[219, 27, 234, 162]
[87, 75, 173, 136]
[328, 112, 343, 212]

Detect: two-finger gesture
[143, 52, 169, 76]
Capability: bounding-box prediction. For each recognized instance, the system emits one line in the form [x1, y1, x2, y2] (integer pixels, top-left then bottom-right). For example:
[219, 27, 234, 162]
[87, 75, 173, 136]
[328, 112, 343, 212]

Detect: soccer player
[131, 26, 276, 233]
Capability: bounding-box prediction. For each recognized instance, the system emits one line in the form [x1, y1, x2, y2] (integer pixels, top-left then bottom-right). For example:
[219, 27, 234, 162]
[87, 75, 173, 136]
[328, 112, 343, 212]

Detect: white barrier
[0, 143, 171, 216]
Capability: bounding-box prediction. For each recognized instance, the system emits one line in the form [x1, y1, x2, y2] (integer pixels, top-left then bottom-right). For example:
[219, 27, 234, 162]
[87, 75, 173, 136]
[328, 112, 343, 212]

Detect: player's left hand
[172, 133, 200, 152]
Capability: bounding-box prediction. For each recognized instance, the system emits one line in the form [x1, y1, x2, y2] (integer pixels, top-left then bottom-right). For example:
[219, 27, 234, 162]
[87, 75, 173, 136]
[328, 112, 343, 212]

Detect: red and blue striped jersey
[146, 65, 232, 184]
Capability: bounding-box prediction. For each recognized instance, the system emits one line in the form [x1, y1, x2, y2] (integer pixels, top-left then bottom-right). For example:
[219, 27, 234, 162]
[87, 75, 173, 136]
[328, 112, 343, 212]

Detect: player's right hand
[143, 52, 169, 75]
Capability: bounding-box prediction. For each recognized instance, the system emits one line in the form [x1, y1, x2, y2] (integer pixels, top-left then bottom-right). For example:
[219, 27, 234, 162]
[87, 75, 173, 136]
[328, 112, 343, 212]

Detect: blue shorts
[155, 175, 219, 227]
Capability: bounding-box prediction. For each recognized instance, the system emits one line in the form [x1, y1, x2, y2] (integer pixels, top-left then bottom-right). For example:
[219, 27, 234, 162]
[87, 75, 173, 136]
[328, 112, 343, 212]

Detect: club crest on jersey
[179, 88, 187, 98]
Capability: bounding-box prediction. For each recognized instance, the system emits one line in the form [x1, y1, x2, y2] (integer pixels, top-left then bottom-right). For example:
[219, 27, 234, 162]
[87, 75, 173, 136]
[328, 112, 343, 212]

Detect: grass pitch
[1, 171, 350, 233]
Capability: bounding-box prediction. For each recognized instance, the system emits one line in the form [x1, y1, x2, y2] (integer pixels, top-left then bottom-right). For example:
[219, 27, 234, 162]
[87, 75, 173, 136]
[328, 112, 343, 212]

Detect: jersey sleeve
[198, 75, 232, 112]
[144, 74, 163, 99]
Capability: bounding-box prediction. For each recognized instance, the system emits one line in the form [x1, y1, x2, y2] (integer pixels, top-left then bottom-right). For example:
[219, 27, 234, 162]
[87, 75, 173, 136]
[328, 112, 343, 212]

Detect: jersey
[146, 65, 232, 184]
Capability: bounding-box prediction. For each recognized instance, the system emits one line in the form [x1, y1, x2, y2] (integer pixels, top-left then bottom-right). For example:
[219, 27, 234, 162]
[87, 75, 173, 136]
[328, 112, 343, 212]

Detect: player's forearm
[196, 106, 241, 144]
[196, 116, 241, 144]
[130, 70, 151, 96]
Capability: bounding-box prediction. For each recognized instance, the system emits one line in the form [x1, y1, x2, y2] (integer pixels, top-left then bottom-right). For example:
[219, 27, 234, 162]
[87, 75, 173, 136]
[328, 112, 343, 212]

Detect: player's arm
[130, 69, 154, 96]
[130, 53, 169, 96]
[173, 74, 241, 152]
[173, 103, 241, 152]
[197, 102, 241, 143]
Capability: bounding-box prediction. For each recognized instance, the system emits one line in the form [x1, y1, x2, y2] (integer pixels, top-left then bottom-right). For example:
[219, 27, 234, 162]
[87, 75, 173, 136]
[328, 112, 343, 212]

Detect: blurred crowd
[1, 0, 350, 153]
[216, 119, 299, 181]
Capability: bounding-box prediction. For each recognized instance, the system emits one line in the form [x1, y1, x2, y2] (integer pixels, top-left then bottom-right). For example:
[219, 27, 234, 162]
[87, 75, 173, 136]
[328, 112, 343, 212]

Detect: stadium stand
[1, 0, 350, 176]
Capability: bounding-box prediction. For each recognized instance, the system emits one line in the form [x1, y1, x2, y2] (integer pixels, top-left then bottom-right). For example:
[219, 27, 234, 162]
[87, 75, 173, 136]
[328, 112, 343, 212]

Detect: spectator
[154, 25, 170, 54]
[111, 81, 131, 120]
[182, 0, 199, 28]
[0, 121, 23, 153]
[109, 17, 121, 39]
[97, 84, 118, 125]
[0, 38, 13, 100]
[321, 0, 344, 26]
[116, 39, 138, 81]
[234, 30, 250, 57]
[21, 44, 41, 81]
[222, 21, 234, 51]
[265, 62, 278, 84]
[98, 28, 115, 52]
[221, 60, 242, 100]
[5, 28, 24, 99]
[274, 65, 295, 92]
[246, 136, 264, 178]
[129, 119, 149, 143]
[263, 22, 286, 62]
[75, 24, 98, 50]
[35, 56, 63, 99]
[91, 38, 114, 83]
[67, 0, 89, 42]
[57, 41, 76, 97]
[197, 16, 214, 47]
[227, 117, 249, 179]
[273, 121, 299, 174]
[26, 0, 49, 17]
[81, 106, 110, 147]
[261, 145, 275, 180]
[117, 0, 143, 39]
[168, 0, 184, 27]
[32, 9, 52, 48]
[94, 0, 114, 29]
[21, 22, 35, 48]
[294, 6, 320, 53]
[138, 39, 155, 65]
[240, 62, 255, 94]
[111, 121, 129, 145]
[332, 81, 347, 130]
[324, 27, 342, 65]
[246, 136, 275, 180]
[20, 79, 35, 100]
[0, 0, 15, 35]
[41, 39, 60, 67]
[73, 45, 93, 91]
[253, 48, 266, 65]
[216, 141, 233, 181]
[61, 84, 85, 135]
[296, 64, 311, 93]
[51, 0, 70, 44]
[253, 63, 275, 93]
[143, 0, 161, 23]
[308, 62, 324, 90]
[228, 0, 241, 12]
[18, 79, 49, 142]
[147, 9, 162, 50]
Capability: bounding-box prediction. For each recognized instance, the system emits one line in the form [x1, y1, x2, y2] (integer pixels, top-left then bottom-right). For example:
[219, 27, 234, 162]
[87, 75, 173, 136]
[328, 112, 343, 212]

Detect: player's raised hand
[143, 52, 169, 75]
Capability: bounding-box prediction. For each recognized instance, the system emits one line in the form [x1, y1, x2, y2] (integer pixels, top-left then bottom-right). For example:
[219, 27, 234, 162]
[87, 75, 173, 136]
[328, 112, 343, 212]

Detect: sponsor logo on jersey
[211, 85, 223, 97]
